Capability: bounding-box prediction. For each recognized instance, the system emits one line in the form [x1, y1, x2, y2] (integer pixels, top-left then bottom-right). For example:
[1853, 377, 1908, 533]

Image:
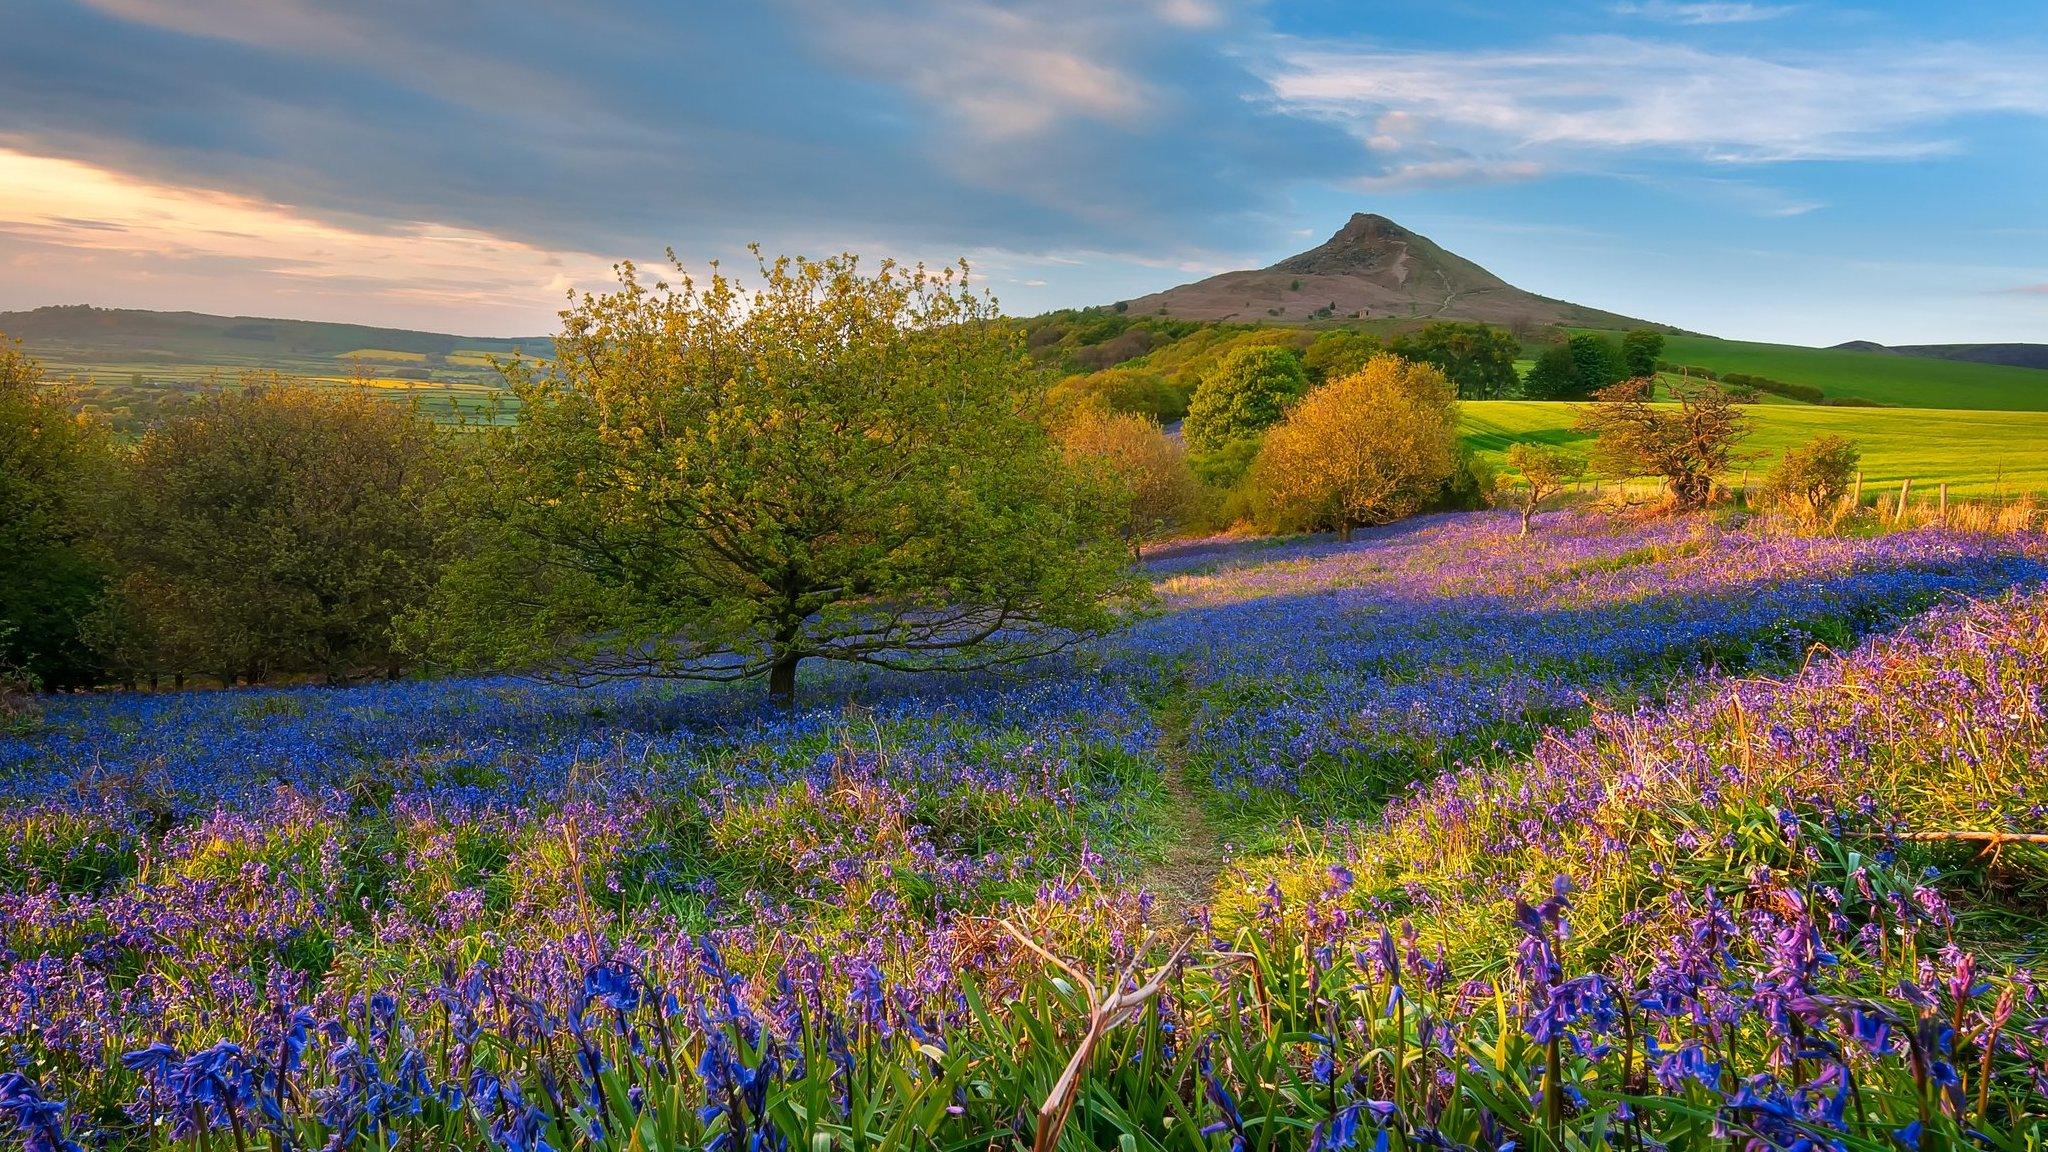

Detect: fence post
[1897, 477, 1912, 523]
[1851, 470, 1863, 509]
[1939, 482, 1949, 526]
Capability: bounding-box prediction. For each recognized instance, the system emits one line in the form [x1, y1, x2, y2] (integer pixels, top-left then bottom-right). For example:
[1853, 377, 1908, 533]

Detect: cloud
[2004, 283, 2048, 296]
[1267, 37, 2048, 166]
[1350, 159, 1545, 190]
[0, 147, 616, 331]
[1611, 2, 1796, 24]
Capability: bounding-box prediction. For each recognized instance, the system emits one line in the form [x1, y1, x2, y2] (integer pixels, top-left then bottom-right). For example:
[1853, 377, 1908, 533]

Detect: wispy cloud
[2004, 283, 2048, 296]
[1611, 2, 1797, 24]
[1267, 37, 2048, 167]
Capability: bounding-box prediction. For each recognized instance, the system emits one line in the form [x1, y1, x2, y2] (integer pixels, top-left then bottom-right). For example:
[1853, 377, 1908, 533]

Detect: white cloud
[1267, 37, 2048, 165]
[1350, 159, 1545, 190]
[1611, 2, 1797, 25]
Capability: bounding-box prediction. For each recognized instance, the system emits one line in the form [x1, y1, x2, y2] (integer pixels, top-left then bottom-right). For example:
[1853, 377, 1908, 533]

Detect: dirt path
[1140, 704, 1229, 917]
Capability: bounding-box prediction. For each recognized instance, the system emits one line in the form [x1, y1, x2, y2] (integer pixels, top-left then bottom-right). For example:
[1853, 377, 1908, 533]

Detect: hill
[0, 305, 550, 374]
[1831, 339, 2048, 372]
[1119, 213, 1655, 329]
[1663, 333, 2048, 411]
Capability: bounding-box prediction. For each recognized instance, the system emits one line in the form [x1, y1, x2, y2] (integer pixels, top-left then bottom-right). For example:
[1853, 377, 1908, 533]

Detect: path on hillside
[1139, 701, 1229, 918]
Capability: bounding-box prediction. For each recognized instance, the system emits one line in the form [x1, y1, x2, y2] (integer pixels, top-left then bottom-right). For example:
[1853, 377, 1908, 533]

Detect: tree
[1057, 406, 1198, 558]
[1301, 331, 1382, 383]
[1391, 322, 1522, 399]
[0, 338, 111, 689]
[1521, 343, 1581, 401]
[1181, 345, 1308, 454]
[1577, 379, 1749, 511]
[426, 252, 1140, 705]
[1758, 434, 1860, 527]
[1567, 333, 1624, 394]
[1502, 443, 1586, 536]
[1249, 354, 1461, 541]
[95, 380, 447, 686]
[1620, 328, 1666, 379]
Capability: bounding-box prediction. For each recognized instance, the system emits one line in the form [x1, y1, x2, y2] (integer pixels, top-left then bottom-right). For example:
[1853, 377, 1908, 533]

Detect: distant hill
[1118, 213, 1656, 330]
[1832, 340, 2048, 372]
[0, 305, 550, 375]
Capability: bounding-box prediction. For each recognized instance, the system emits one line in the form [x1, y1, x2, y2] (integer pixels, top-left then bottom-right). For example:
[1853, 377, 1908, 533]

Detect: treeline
[3, 352, 452, 691]
[1653, 362, 1889, 407]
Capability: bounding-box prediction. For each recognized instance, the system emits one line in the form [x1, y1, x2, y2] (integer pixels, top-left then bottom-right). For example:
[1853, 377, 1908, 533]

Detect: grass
[336, 348, 428, 363]
[1661, 333, 2048, 411]
[1464, 399, 2048, 497]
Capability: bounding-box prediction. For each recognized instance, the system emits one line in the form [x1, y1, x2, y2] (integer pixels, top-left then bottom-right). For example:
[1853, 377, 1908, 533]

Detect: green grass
[1464, 399, 2048, 497]
[336, 348, 428, 363]
[1662, 333, 2048, 411]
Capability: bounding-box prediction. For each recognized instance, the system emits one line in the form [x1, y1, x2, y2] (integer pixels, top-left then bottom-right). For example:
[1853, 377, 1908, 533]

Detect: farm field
[1658, 333, 2048, 411]
[1464, 399, 2048, 497]
[9, 511, 2048, 1148]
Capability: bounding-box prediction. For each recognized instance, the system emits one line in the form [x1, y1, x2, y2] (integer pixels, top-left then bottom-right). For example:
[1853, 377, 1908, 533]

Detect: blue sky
[1, 0, 2044, 345]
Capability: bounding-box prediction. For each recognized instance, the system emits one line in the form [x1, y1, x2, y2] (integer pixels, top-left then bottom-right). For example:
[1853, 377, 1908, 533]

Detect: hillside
[1664, 333, 2048, 410]
[0, 305, 550, 378]
[1120, 212, 1655, 329]
[1832, 339, 2048, 371]
[1463, 399, 2048, 496]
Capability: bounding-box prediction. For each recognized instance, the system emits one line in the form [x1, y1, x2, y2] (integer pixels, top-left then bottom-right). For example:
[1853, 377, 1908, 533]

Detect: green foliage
[1181, 345, 1309, 455]
[1300, 330, 1382, 383]
[1619, 327, 1665, 378]
[425, 252, 1142, 703]
[1390, 321, 1522, 399]
[91, 380, 447, 686]
[0, 338, 110, 689]
[1759, 433, 1861, 524]
[1046, 365, 1187, 422]
[1520, 343, 1581, 401]
[1502, 442, 1586, 534]
[1567, 332, 1623, 392]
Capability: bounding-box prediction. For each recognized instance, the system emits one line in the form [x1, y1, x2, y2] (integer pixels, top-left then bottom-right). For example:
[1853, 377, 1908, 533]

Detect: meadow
[1463, 400, 2048, 498]
[8, 510, 2048, 1149]
[1658, 335, 2048, 411]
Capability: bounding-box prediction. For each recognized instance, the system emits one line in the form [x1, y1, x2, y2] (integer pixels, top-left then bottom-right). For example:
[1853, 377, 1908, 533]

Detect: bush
[1389, 321, 1521, 399]
[1183, 345, 1310, 454]
[1057, 407, 1199, 556]
[1620, 328, 1665, 378]
[1759, 433, 1860, 527]
[1249, 354, 1461, 539]
[1501, 443, 1587, 535]
[92, 379, 449, 686]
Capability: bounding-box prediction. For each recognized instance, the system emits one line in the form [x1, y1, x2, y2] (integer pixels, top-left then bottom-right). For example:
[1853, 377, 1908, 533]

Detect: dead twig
[1000, 920, 1191, 1152]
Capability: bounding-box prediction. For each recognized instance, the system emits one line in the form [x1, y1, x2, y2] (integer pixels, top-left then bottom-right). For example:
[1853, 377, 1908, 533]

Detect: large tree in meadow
[428, 252, 1139, 704]
[1181, 345, 1308, 454]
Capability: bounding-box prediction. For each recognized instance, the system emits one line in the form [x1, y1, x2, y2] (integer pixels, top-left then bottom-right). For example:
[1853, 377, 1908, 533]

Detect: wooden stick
[1893, 830, 2048, 846]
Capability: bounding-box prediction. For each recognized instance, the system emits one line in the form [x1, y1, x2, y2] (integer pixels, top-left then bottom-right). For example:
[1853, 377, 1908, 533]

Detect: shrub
[1619, 327, 1665, 378]
[1759, 433, 1861, 527]
[1391, 321, 1522, 399]
[1501, 443, 1587, 535]
[1249, 354, 1461, 540]
[1578, 378, 1750, 510]
[1057, 407, 1199, 557]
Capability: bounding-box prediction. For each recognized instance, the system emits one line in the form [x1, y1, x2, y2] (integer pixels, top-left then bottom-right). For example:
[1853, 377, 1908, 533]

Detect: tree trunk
[768, 651, 801, 707]
[1337, 521, 1354, 543]
[1521, 504, 1536, 536]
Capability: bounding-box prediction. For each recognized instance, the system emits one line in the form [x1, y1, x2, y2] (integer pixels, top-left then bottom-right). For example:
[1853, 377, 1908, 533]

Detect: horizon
[4, 1, 2046, 346]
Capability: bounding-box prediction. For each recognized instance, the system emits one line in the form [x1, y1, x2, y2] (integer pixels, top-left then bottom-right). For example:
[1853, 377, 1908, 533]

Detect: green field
[1660, 334, 2048, 411]
[1464, 399, 2048, 497]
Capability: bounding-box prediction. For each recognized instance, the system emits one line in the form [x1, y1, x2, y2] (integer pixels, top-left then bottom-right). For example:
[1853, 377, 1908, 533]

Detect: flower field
[7, 511, 2048, 1150]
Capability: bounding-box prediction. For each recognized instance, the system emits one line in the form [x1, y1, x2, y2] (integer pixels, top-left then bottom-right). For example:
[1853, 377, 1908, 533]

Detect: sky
[2, 0, 2045, 346]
